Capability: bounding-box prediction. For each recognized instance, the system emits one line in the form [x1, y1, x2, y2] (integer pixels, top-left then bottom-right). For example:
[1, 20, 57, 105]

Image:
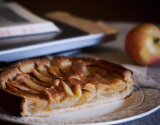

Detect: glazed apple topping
[4, 56, 134, 110]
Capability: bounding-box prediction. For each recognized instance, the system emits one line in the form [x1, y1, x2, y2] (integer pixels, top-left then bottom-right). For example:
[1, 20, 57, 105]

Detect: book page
[0, 2, 59, 38]
[0, 6, 29, 27]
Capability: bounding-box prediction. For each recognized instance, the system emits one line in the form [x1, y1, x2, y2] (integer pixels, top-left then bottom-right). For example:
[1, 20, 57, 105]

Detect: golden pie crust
[0, 56, 134, 117]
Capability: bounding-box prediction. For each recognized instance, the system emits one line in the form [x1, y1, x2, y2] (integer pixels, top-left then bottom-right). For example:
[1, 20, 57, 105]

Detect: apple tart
[0, 56, 134, 116]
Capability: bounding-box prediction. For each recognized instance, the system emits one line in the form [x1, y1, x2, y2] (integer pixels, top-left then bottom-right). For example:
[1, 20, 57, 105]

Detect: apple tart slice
[0, 56, 134, 116]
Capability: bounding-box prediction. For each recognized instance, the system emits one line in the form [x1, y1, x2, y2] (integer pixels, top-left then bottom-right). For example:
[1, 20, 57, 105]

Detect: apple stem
[154, 38, 160, 45]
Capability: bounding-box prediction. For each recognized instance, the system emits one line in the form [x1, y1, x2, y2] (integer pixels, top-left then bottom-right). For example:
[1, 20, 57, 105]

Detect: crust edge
[0, 56, 134, 116]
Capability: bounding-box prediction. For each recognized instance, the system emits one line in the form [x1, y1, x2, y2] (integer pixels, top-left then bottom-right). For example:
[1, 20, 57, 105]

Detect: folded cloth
[45, 11, 118, 35]
[124, 64, 159, 89]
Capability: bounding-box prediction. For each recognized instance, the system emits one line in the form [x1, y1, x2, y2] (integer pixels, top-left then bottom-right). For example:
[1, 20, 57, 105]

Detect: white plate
[0, 89, 152, 125]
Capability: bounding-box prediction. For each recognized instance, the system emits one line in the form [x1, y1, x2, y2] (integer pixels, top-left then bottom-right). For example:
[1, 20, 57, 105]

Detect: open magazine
[0, 2, 59, 38]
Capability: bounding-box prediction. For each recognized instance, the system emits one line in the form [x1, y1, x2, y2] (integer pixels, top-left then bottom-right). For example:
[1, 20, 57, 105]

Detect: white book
[0, 2, 59, 38]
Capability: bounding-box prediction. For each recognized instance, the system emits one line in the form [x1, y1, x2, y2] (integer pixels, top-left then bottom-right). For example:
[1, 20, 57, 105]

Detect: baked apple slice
[0, 56, 134, 116]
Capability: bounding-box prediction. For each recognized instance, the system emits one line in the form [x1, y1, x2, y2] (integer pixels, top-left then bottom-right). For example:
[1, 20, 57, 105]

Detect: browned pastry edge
[0, 57, 50, 93]
[0, 56, 134, 116]
[0, 57, 50, 116]
[0, 89, 23, 115]
[71, 56, 133, 82]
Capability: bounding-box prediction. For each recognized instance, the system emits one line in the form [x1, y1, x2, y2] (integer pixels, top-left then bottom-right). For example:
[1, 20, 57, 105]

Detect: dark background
[7, 0, 160, 23]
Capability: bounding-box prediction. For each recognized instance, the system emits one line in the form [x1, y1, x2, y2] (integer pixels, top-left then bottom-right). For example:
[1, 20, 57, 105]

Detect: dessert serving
[0, 56, 134, 117]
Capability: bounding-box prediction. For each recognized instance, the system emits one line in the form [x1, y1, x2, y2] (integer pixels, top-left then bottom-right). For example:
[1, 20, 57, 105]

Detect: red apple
[125, 23, 160, 65]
